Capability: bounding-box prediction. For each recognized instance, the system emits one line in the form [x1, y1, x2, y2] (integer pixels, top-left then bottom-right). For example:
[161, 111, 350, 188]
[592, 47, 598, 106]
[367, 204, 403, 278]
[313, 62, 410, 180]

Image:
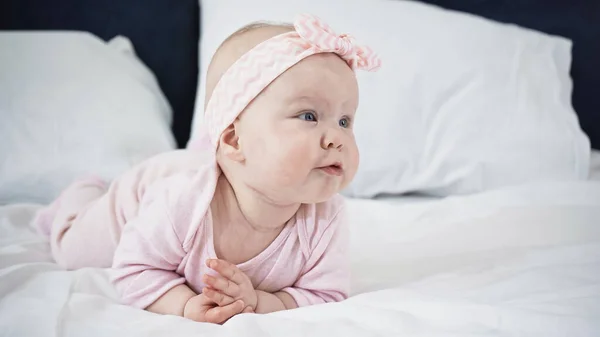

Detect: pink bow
[294, 14, 381, 72]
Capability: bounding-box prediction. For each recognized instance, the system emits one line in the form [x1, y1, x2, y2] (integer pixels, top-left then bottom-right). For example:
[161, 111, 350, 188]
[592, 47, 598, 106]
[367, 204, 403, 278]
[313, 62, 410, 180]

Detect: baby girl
[35, 14, 380, 324]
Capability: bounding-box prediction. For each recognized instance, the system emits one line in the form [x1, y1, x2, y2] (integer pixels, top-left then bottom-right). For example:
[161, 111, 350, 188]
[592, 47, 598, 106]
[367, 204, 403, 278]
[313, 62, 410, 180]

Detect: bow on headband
[294, 13, 381, 71]
[188, 13, 381, 151]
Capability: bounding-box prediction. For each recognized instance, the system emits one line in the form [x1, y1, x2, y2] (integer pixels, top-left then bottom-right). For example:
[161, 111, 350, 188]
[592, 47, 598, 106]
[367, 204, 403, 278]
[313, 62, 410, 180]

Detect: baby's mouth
[318, 162, 343, 176]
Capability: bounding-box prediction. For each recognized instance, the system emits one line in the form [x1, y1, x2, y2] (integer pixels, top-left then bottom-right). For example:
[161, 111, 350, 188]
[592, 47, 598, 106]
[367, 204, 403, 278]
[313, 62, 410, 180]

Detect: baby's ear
[219, 123, 245, 162]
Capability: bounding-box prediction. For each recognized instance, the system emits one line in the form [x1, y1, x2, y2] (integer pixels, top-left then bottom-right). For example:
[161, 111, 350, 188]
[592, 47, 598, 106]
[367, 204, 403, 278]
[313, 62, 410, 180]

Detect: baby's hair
[212, 21, 295, 60]
[223, 21, 295, 45]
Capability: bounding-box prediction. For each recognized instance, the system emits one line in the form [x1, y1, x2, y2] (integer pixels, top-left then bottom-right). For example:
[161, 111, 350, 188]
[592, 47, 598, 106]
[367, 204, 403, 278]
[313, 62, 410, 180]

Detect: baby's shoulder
[140, 153, 217, 216]
[131, 149, 214, 177]
[113, 149, 214, 197]
[133, 151, 218, 248]
[295, 194, 348, 253]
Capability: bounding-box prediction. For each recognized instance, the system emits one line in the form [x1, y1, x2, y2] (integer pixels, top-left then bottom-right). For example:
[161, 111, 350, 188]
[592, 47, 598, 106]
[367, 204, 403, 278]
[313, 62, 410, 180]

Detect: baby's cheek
[343, 143, 360, 183]
[349, 145, 360, 172]
[270, 141, 312, 185]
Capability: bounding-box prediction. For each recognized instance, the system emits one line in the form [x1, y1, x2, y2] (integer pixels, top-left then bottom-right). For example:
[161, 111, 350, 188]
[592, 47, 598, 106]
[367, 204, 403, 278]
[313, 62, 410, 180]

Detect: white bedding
[1, 180, 599, 336]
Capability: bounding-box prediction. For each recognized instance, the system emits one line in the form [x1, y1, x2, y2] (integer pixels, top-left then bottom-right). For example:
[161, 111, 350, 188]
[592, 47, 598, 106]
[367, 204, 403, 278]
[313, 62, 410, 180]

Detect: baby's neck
[210, 174, 300, 264]
[211, 174, 301, 234]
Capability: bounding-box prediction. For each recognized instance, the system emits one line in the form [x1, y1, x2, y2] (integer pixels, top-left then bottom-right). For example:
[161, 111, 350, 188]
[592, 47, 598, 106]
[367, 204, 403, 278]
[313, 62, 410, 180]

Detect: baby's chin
[299, 195, 333, 205]
[255, 174, 350, 205]
[298, 187, 344, 204]
[268, 184, 338, 205]
[300, 179, 352, 203]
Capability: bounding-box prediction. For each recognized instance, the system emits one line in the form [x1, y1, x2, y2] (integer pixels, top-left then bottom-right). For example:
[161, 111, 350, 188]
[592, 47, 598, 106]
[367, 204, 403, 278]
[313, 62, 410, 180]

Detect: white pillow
[191, 0, 591, 198]
[0, 32, 176, 204]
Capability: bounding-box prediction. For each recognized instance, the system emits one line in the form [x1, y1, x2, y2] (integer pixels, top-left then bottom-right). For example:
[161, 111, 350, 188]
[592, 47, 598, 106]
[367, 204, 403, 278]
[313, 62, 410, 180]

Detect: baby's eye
[298, 111, 317, 122]
[339, 117, 351, 128]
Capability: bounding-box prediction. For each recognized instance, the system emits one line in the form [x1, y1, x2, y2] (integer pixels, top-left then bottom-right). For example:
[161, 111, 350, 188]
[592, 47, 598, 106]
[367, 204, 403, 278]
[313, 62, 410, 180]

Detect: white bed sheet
[1, 180, 599, 336]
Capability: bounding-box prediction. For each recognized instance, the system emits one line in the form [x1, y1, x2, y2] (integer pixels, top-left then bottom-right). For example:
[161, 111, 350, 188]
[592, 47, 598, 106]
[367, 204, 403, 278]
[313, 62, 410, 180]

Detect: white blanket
[1, 181, 599, 336]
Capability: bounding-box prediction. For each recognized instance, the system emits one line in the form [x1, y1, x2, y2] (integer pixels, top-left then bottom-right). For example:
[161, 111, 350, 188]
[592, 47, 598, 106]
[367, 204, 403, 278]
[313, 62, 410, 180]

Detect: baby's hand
[203, 259, 258, 312]
[184, 292, 250, 324]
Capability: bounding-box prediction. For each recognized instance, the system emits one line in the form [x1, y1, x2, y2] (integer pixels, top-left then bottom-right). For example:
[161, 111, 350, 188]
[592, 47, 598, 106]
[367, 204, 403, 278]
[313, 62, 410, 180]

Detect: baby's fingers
[203, 274, 240, 297]
[203, 287, 235, 306]
[206, 259, 246, 285]
[205, 300, 245, 324]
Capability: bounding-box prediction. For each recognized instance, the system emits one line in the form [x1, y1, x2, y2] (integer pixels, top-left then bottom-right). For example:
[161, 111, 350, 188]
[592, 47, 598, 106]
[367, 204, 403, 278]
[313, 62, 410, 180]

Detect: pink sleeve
[281, 206, 350, 307]
[110, 177, 193, 309]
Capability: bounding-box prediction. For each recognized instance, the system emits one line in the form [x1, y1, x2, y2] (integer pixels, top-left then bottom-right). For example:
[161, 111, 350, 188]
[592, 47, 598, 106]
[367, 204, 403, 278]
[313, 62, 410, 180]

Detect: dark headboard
[1, 0, 598, 149]
[1, 0, 200, 149]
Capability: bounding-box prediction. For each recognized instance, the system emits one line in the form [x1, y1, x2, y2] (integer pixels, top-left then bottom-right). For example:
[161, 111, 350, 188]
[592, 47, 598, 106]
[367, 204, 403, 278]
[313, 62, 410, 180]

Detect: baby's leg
[47, 177, 120, 270]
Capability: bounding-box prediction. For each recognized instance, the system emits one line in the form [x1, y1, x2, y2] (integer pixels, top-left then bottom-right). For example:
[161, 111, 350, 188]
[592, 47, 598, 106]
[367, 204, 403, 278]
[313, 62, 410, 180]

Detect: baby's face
[235, 53, 360, 204]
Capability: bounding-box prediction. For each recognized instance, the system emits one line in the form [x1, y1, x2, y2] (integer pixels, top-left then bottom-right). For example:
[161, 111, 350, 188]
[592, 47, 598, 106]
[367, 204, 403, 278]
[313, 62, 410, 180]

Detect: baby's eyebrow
[287, 94, 357, 116]
[294, 95, 318, 102]
[342, 99, 358, 115]
[291, 94, 328, 106]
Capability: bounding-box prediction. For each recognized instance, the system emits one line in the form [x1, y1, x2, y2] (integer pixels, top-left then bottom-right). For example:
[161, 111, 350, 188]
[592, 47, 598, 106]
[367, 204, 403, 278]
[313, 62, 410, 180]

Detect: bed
[1, 173, 599, 336]
[1, 0, 599, 336]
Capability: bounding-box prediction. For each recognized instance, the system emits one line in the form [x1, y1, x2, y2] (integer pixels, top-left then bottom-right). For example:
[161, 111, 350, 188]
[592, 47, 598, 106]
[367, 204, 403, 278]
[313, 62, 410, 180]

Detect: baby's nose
[321, 128, 344, 151]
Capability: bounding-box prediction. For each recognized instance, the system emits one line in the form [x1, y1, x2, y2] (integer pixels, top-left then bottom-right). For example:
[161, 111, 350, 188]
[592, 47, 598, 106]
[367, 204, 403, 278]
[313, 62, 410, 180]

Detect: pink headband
[190, 13, 381, 151]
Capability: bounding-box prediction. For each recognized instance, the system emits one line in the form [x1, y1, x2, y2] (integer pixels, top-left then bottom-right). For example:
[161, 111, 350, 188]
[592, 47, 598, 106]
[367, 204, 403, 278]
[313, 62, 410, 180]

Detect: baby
[34, 14, 380, 324]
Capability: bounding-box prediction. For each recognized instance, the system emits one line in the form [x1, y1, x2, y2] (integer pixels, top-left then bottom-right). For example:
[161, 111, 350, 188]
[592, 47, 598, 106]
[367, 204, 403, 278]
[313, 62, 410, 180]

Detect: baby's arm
[280, 207, 350, 307]
[110, 186, 188, 309]
[111, 178, 245, 323]
[147, 284, 246, 322]
[254, 290, 298, 313]
[146, 284, 195, 316]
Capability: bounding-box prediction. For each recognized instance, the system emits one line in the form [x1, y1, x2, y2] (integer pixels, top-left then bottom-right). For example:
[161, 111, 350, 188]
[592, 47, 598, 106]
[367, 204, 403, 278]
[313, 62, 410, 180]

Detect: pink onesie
[40, 149, 349, 309]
